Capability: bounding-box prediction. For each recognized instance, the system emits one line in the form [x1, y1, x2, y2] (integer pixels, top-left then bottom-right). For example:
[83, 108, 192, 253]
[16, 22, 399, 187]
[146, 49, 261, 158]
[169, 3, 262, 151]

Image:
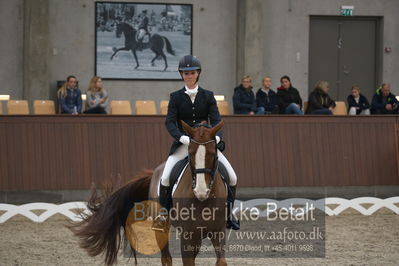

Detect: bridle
[188, 138, 219, 192]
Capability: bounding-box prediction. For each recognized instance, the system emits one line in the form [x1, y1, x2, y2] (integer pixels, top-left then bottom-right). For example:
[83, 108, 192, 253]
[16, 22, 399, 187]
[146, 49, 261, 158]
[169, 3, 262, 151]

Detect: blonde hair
[57, 76, 76, 98]
[241, 75, 252, 82]
[88, 76, 104, 93]
[315, 80, 329, 91]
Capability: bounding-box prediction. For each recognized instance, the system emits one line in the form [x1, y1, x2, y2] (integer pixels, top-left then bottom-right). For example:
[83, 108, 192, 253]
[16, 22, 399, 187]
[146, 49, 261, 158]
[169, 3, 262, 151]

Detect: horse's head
[181, 120, 224, 201]
[115, 22, 135, 39]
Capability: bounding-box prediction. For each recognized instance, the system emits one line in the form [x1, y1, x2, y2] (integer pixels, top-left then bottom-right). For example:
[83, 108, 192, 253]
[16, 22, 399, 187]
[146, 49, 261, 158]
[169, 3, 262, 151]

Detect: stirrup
[151, 214, 168, 232]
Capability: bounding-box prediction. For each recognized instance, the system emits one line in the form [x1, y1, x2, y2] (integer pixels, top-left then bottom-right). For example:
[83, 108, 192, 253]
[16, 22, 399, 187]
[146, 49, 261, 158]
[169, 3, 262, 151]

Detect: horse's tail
[162, 36, 175, 56]
[68, 170, 153, 265]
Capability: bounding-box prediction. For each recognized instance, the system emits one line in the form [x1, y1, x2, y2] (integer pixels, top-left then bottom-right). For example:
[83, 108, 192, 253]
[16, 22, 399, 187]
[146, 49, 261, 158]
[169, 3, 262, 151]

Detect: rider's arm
[165, 92, 184, 141]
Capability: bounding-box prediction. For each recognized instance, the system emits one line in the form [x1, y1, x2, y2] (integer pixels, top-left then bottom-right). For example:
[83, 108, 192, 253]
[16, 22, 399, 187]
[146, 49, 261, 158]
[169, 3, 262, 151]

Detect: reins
[188, 138, 219, 191]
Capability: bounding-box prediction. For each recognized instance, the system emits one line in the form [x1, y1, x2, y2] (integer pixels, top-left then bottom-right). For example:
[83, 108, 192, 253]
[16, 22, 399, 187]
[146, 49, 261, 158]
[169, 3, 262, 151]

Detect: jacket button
[192, 107, 195, 110]
[193, 114, 195, 117]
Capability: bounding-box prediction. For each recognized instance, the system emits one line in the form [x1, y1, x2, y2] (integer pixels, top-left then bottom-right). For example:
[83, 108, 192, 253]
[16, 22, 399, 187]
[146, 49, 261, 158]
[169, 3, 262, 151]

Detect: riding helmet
[178, 55, 201, 72]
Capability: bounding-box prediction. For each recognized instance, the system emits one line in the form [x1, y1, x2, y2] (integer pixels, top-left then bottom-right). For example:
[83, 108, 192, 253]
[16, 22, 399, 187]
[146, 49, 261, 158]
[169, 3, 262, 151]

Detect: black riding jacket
[165, 87, 222, 154]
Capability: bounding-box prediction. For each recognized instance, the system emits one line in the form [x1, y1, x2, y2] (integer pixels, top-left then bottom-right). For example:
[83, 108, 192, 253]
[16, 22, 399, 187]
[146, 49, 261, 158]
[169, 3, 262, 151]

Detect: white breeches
[137, 29, 146, 40]
[349, 107, 370, 115]
[160, 144, 238, 186]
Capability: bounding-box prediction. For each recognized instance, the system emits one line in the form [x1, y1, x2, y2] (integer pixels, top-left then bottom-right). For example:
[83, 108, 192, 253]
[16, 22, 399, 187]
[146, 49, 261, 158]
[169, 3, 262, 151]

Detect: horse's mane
[120, 21, 135, 31]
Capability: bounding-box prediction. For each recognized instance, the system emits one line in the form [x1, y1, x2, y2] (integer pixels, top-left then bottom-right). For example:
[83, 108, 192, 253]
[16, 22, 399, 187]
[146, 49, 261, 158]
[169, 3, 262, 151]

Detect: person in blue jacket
[371, 83, 399, 114]
[256, 76, 279, 114]
[233, 75, 264, 115]
[57, 75, 82, 114]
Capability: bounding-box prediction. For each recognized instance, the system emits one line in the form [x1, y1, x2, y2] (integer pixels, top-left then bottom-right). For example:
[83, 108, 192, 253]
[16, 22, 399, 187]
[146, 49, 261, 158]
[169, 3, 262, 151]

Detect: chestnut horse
[70, 121, 228, 266]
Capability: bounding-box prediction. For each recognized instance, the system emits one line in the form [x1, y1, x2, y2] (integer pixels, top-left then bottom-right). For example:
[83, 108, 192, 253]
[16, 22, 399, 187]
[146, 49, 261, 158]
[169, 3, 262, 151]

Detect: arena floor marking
[0, 197, 398, 223]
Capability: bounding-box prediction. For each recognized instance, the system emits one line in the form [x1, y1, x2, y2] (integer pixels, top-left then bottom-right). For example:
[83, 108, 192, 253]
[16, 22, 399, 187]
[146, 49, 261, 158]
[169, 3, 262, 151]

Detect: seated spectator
[371, 83, 399, 114]
[306, 80, 336, 115]
[256, 76, 279, 114]
[57, 75, 82, 114]
[277, 75, 303, 114]
[233, 75, 264, 115]
[84, 76, 109, 114]
[347, 86, 370, 115]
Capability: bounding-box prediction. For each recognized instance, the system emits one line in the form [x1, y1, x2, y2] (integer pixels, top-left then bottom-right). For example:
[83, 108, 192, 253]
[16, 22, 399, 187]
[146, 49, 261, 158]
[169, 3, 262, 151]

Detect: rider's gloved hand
[215, 136, 221, 144]
[179, 135, 190, 145]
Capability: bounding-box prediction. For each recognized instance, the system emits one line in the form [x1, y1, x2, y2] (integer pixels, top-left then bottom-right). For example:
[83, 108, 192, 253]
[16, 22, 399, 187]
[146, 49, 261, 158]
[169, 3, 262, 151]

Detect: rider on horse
[137, 9, 150, 49]
[152, 55, 240, 231]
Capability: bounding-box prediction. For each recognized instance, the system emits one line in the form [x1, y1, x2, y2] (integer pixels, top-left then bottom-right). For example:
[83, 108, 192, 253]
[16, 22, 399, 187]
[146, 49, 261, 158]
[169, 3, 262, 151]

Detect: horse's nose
[194, 188, 210, 201]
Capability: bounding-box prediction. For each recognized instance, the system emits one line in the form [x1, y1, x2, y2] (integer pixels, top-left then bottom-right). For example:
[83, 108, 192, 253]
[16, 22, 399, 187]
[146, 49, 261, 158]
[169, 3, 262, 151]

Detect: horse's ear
[181, 120, 195, 137]
[210, 120, 224, 138]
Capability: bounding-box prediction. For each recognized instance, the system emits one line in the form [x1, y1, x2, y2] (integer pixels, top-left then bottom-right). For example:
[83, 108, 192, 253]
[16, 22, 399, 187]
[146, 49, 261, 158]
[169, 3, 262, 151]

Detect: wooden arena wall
[0, 115, 398, 191]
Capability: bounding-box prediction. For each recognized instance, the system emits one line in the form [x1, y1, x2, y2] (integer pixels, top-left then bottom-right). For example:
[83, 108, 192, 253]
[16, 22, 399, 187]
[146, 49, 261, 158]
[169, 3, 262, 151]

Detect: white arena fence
[0, 197, 398, 223]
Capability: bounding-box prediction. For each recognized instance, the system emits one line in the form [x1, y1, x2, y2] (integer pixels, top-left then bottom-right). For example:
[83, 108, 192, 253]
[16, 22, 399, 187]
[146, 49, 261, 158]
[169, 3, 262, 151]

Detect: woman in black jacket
[347, 86, 370, 115]
[306, 80, 336, 115]
[152, 55, 240, 231]
[277, 75, 303, 114]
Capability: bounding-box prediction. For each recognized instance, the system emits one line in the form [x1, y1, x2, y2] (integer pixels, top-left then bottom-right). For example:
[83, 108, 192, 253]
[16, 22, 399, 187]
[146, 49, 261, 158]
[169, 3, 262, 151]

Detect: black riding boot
[226, 185, 240, 230]
[151, 184, 171, 232]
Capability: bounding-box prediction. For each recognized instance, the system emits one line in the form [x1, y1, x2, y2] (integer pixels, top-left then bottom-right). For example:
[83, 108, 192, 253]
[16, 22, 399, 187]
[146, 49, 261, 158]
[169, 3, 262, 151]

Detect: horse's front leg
[132, 49, 140, 69]
[110, 47, 129, 60]
[180, 235, 201, 266]
[160, 241, 172, 266]
[210, 231, 227, 266]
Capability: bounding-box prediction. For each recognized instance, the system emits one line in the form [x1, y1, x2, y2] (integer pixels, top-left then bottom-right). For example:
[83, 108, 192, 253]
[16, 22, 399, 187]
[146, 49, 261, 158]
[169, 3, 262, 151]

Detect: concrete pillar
[236, 0, 264, 87]
[236, 0, 246, 83]
[0, 0, 24, 100]
[23, 0, 49, 101]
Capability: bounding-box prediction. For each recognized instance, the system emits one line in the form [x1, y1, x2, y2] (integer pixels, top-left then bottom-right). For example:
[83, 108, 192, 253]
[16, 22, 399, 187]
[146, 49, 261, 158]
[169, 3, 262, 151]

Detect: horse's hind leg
[160, 51, 168, 71]
[131, 49, 140, 69]
[150, 49, 159, 67]
[211, 234, 227, 266]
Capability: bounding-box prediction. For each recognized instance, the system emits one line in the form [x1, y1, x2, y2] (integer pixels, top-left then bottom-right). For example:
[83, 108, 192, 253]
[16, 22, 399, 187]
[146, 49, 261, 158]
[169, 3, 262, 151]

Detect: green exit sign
[341, 5, 354, 16]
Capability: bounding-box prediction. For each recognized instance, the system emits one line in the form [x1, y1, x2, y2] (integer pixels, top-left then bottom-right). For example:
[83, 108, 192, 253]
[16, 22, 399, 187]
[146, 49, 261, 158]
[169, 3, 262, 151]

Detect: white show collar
[185, 85, 199, 103]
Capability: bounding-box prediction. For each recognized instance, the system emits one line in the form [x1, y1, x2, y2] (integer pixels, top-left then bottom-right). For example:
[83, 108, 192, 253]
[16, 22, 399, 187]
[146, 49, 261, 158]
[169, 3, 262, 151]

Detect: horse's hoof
[135, 66, 139, 69]
[151, 63, 155, 67]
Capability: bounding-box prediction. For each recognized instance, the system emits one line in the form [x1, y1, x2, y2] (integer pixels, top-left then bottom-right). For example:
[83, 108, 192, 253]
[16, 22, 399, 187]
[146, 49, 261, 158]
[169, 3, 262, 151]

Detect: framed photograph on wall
[95, 2, 193, 80]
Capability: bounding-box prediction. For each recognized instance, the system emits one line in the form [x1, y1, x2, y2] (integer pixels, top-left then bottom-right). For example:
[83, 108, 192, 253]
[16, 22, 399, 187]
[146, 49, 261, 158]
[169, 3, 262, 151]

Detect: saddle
[169, 157, 230, 191]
